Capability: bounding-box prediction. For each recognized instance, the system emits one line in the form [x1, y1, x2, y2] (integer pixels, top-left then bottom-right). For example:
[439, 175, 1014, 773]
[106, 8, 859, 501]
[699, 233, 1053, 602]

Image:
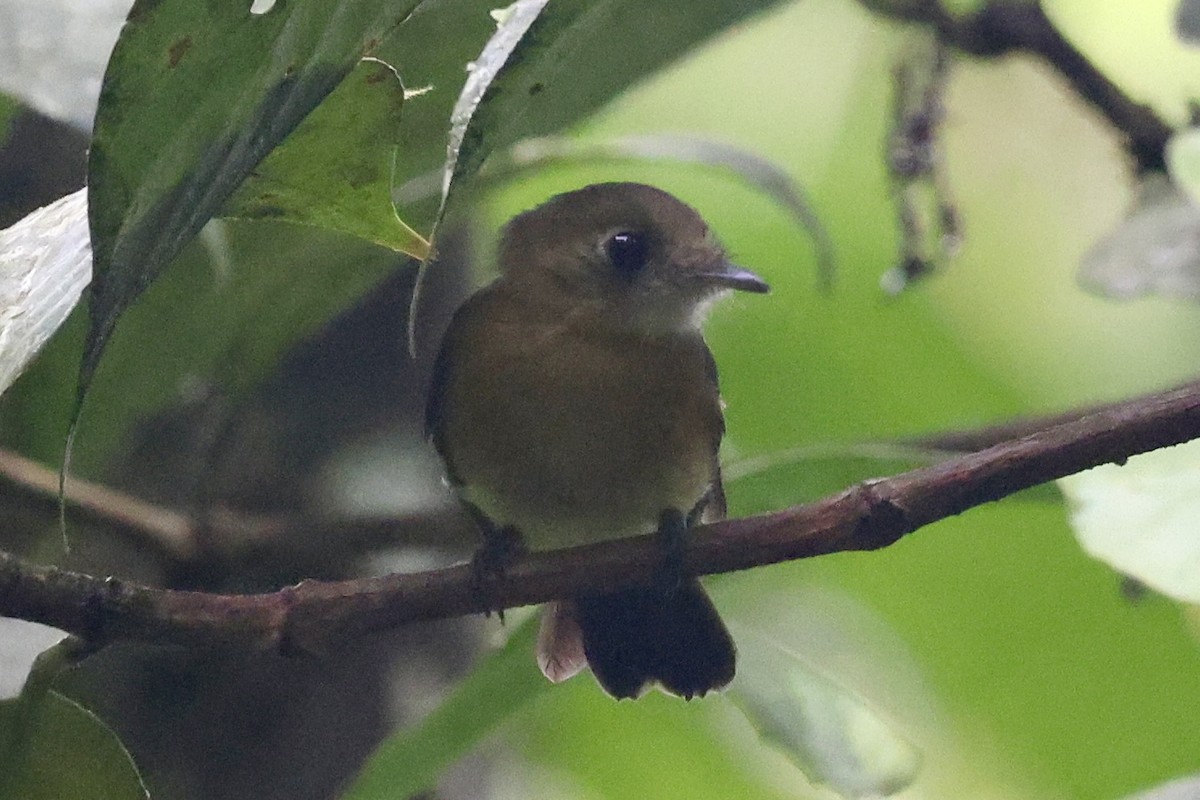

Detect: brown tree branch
[0, 448, 472, 564]
[0, 449, 194, 559]
[3, 377, 1200, 655]
[861, 0, 1174, 172]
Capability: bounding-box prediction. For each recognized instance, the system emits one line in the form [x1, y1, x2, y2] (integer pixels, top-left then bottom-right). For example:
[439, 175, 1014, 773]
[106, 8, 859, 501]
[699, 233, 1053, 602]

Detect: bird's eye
[604, 231, 650, 275]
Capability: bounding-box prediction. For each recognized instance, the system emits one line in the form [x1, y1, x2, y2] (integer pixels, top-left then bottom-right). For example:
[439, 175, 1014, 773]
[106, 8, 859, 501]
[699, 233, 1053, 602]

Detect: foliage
[0, 640, 146, 800]
[1, 0, 1199, 799]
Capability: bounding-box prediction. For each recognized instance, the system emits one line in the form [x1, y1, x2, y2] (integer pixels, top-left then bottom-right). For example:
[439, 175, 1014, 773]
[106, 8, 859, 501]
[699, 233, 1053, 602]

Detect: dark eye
[604, 231, 650, 275]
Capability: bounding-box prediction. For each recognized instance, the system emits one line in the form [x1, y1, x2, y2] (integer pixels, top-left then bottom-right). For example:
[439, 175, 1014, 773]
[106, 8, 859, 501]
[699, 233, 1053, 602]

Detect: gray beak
[699, 261, 771, 294]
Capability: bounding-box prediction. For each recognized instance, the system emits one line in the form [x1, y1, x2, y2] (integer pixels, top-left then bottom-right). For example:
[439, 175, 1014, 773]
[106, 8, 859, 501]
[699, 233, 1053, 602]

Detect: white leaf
[726, 623, 921, 798]
[0, 188, 92, 396]
[443, 0, 549, 200]
[0, 619, 66, 700]
[1078, 173, 1200, 301]
[1119, 774, 1200, 800]
[0, 0, 131, 128]
[1059, 440, 1200, 603]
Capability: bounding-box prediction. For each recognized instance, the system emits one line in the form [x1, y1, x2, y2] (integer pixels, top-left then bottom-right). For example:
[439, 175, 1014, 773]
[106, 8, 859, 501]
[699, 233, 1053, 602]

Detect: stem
[2, 376, 1199, 655]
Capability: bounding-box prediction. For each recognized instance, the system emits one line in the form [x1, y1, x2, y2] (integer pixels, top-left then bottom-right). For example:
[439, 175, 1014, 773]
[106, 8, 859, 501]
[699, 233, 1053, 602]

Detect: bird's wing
[698, 339, 728, 523]
[424, 291, 488, 486]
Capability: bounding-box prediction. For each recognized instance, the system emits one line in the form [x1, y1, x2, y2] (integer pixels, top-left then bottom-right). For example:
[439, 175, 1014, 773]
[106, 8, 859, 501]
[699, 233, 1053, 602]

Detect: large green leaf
[84, 0, 422, 390]
[402, 0, 791, 343]
[0, 641, 146, 800]
[439, 0, 790, 218]
[68, 0, 797, 468]
[9, 221, 404, 477]
[224, 58, 428, 258]
[376, 0, 507, 233]
[0, 693, 147, 800]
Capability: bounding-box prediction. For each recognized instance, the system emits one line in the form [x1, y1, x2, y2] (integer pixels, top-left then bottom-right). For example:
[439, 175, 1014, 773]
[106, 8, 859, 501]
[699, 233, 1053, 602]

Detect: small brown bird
[426, 182, 768, 698]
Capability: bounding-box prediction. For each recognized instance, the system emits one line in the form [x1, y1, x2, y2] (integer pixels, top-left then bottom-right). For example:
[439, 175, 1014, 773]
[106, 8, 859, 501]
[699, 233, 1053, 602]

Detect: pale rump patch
[536, 601, 588, 683]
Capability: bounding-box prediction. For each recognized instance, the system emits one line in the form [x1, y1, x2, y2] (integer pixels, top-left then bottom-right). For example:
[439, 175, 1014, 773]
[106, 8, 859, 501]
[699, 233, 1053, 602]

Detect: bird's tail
[537, 580, 736, 699]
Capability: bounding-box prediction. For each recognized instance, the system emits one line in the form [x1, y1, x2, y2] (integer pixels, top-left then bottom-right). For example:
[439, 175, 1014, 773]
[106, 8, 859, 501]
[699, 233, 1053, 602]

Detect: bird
[425, 181, 768, 699]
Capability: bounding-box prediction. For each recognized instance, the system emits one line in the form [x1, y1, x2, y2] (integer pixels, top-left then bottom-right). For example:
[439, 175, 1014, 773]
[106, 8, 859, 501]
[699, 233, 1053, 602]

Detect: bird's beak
[698, 261, 771, 294]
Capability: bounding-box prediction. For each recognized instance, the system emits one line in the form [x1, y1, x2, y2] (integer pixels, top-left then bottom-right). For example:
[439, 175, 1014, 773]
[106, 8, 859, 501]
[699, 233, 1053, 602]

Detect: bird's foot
[654, 508, 689, 596]
[470, 523, 526, 622]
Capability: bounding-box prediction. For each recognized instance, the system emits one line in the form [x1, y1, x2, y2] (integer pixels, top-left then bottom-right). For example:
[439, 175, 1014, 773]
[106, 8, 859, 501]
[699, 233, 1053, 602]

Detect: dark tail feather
[572, 579, 736, 700]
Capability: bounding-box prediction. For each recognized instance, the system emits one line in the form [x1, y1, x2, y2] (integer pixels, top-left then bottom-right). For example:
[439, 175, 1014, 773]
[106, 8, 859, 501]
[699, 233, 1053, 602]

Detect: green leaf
[54, 221, 402, 476]
[83, 0, 422, 390]
[0, 93, 18, 141]
[343, 619, 549, 800]
[1059, 439, 1200, 604]
[404, 0, 791, 345]
[0, 693, 147, 800]
[224, 58, 429, 259]
[375, 0, 504, 234]
[439, 0, 790, 219]
[0, 640, 146, 800]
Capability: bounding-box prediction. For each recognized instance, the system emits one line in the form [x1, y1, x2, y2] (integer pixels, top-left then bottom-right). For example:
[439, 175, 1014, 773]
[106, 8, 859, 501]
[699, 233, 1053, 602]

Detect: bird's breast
[444, 317, 722, 550]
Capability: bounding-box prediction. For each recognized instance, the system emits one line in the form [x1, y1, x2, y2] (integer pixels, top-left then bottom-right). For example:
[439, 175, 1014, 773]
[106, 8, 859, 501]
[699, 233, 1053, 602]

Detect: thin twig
[2, 376, 1199, 655]
[860, 0, 1173, 172]
[0, 449, 471, 563]
[0, 449, 194, 559]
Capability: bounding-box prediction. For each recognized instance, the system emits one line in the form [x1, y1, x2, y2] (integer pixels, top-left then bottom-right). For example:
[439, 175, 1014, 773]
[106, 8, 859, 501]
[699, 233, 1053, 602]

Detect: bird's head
[498, 182, 769, 334]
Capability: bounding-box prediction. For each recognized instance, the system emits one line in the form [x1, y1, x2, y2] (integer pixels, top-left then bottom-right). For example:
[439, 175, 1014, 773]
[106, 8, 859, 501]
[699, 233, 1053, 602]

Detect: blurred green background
[478, 1, 1200, 798]
[2, 1, 1199, 799]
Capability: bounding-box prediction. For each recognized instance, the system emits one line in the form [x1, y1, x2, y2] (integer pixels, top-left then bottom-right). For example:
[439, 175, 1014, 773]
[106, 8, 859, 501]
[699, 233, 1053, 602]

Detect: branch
[861, 0, 1173, 172]
[0, 449, 472, 564]
[0, 449, 194, 560]
[3, 377, 1200, 655]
